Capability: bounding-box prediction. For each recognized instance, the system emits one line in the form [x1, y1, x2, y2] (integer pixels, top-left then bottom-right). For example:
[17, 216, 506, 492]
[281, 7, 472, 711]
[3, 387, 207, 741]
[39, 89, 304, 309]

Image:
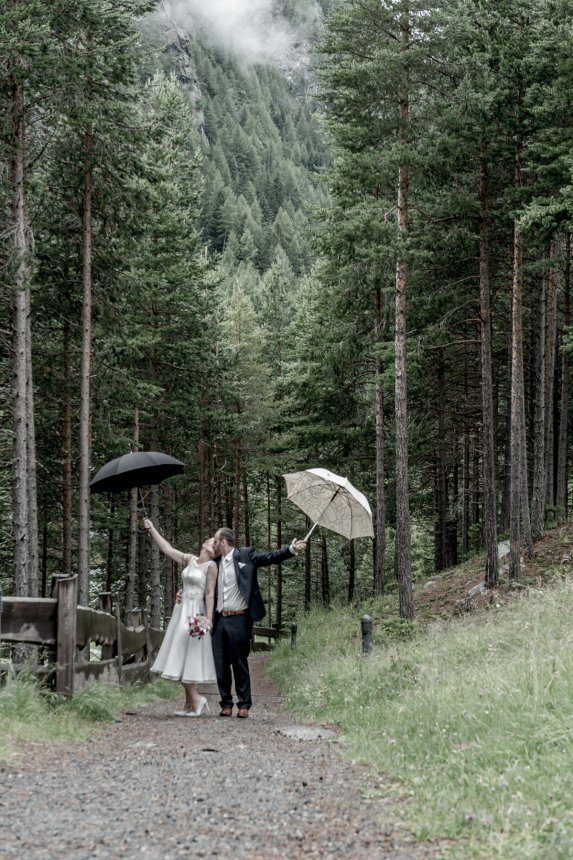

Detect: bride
[143, 518, 217, 716]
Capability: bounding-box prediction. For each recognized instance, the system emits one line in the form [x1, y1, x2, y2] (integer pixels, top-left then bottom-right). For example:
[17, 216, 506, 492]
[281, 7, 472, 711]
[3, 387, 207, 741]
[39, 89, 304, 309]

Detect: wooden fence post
[142, 608, 152, 669]
[55, 576, 78, 695]
[98, 592, 113, 660]
[127, 608, 144, 662]
[51, 573, 68, 597]
[115, 603, 123, 684]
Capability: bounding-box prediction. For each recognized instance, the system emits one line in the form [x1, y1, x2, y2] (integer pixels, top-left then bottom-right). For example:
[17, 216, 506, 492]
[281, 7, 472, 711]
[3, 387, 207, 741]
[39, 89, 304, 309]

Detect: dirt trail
[0, 656, 439, 859]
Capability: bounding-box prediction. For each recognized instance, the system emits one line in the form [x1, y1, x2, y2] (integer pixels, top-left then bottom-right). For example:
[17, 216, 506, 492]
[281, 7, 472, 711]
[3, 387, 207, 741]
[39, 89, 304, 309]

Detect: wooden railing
[0, 575, 164, 695]
[251, 625, 281, 651]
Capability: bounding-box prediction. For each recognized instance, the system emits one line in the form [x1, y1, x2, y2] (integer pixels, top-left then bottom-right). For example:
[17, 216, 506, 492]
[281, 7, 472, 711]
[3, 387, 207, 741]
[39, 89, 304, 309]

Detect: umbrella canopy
[283, 467, 374, 540]
[89, 451, 185, 494]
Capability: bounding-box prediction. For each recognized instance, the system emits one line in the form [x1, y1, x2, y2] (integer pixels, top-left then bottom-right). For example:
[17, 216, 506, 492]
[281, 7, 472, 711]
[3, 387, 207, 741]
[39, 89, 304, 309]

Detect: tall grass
[268, 581, 573, 858]
[0, 673, 180, 762]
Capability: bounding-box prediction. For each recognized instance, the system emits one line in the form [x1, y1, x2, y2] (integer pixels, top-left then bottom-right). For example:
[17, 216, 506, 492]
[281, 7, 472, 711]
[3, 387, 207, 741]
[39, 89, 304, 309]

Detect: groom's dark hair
[218, 527, 235, 546]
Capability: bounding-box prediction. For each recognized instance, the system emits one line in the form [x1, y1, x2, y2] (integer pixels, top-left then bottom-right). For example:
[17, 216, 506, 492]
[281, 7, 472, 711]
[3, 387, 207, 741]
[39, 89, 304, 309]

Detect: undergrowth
[268, 578, 573, 859]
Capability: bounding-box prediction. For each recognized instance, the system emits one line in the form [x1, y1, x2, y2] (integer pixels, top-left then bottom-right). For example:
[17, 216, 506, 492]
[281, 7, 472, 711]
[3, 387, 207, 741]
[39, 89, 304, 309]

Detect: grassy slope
[267, 525, 573, 859]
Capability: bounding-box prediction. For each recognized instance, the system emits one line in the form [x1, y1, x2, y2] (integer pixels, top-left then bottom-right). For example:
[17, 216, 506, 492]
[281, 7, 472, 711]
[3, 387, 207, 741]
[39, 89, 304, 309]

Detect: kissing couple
[143, 520, 306, 718]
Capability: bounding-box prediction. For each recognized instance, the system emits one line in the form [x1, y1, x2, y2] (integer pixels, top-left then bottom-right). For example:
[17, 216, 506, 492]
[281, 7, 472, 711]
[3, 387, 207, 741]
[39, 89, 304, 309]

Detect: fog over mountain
[161, 0, 321, 65]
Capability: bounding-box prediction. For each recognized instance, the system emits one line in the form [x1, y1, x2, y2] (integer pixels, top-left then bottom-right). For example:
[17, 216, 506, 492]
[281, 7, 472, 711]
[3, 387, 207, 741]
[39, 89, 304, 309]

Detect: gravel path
[0, 656, 440, 859]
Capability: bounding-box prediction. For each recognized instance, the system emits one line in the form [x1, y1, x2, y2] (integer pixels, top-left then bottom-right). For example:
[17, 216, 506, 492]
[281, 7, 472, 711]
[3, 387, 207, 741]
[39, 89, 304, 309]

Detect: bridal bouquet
[188, 614, 211, 639]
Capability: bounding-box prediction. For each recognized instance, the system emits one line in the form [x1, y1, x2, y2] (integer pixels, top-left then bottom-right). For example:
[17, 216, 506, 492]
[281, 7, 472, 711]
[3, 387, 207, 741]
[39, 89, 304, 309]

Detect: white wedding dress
[151, 557, 216, 683]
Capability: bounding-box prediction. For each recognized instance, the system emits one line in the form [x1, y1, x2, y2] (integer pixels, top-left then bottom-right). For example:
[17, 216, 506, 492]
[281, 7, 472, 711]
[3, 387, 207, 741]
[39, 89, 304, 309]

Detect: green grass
[0, 673, 180, 762]
[268, 580, 573, 858]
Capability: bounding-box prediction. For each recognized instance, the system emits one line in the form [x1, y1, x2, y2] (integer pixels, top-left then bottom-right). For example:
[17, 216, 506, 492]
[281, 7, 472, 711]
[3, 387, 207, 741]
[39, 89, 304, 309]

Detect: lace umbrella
[283, 468, 374, 542]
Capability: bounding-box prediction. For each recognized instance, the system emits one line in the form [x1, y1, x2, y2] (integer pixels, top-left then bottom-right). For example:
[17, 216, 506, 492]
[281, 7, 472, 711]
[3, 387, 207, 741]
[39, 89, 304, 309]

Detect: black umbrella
[90, 451, 185, 515]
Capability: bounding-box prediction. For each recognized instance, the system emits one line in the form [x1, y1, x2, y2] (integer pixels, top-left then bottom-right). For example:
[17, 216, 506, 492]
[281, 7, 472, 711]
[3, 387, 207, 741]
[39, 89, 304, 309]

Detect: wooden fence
[0, 575, 163, 695]
[0, 574, 281, 695]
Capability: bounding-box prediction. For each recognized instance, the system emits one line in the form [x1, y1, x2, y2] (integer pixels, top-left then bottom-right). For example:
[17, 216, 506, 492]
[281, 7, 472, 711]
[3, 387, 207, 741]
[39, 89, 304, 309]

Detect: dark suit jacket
[216, 545, 295, 622]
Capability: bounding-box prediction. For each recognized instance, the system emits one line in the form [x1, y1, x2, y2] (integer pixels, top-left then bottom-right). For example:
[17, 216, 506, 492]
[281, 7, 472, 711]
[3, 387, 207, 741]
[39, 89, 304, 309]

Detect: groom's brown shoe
[236, 708, 249, 719]
[219, 706, 233, 717]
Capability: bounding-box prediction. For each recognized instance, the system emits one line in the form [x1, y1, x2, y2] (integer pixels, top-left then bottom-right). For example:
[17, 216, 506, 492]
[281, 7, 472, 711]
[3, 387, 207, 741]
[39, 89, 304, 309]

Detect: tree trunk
[106, 495, 115, 592]
[531, 265, 547, 541]
[78, 126, 93, 604]
[198, 436, 206, 543]
[275, 476, 283, 630]
[163, 487, 174, 621]
[62, 319, 73, 578]
[509, 213, 525, 578]
[462, 357, 470, 558]
[373, 284, 385, 594]
[266, 472, 273, 625]
[234, 436, 242, 544]
[137, 523, 148, 612]
[394, 5, 414, 620]
[125, 408, 139, 614]
[544, 247, 557, 513]
[556, 232, 571, 523]
[243, 470, 250, 547]
[435, 349, 447, 572]
[304, 516, 311, 611]
[479, 152, 499, 588]
[25, 286, 38, 595]
[10, 75, 31, 598]
[321, 535, 330, 608]
[149, 485, 161, 629]
[347, 539, 355, 604]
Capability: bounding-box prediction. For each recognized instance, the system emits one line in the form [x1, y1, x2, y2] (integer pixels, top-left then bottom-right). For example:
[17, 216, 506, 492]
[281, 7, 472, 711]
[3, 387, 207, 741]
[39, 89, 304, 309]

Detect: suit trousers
[211, 613, 253, 709]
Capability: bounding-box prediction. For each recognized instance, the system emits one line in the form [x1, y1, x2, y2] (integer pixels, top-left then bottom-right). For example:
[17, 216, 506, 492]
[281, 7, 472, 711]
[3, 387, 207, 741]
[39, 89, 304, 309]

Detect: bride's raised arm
[143, 519, 192, 566]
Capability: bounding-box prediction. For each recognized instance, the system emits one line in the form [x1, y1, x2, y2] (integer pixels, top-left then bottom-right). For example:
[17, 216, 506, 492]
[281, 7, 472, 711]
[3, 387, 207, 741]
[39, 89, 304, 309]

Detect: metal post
[361, 614, 372, 654]
[290, 622, 297, 649]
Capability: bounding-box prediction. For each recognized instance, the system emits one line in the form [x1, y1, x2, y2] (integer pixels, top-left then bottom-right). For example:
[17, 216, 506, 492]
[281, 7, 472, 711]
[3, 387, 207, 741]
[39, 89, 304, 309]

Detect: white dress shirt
[216, 549, 248, 613]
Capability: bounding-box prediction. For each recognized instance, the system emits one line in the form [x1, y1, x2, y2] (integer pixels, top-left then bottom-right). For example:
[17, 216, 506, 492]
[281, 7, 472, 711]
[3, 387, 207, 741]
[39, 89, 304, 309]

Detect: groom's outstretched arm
[250, 540, 306, 568]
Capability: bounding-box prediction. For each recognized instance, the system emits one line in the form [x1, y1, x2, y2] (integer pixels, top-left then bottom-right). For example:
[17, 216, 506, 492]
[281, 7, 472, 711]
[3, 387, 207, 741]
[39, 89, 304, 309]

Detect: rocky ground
[0, 655, 441, 859]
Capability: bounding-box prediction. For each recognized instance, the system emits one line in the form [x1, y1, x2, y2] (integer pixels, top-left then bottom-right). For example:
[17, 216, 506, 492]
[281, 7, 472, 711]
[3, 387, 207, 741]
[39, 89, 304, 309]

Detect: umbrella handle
[303, 521, 320, 542]
[302, 485, 342, 542]
[138, 487, 149, 519]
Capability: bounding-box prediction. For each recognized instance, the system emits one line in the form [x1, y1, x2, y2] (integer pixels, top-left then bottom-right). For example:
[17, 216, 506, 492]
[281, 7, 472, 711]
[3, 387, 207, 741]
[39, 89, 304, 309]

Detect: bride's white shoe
[174, 707, 195, 717]
[186, 696, 209, 717]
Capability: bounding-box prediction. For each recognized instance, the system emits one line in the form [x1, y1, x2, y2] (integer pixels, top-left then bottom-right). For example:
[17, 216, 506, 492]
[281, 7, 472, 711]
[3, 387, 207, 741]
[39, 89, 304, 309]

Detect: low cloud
[162, 0, 320, 65]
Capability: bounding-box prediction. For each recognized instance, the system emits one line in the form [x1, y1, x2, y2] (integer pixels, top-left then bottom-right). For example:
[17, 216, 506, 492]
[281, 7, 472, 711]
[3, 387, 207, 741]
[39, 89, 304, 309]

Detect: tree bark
[531, 264, 547, 541]
[10, 75, 32, 598]
[62, 319, 73, 578]
[435, 349, 447, 572]
[347, 539, 355, 604]
[321, 535, 330, 607]
[149, 485, 161, 629]
[78, 126, 93, 604]
[394, 4, 414, 619]
[243, 470, 250, 547]
[556, 232, 571, 523]
[479, 152, 499, 588]
[266, 472, 273, 625]
[509, 213, 525, 578]
[25, 285, 38, 595]
[462, 357, 470, 558]
[373, 284, 385, 594]
[544, 246, 557, 512]
[125, 408, 139, 614]
[106, 495, 115, 592]
[275, 476, 283, 630]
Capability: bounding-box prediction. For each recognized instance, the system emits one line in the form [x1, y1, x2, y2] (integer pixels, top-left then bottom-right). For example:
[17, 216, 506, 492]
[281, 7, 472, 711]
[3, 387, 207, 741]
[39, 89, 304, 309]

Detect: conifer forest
[2, 0, 573, 626]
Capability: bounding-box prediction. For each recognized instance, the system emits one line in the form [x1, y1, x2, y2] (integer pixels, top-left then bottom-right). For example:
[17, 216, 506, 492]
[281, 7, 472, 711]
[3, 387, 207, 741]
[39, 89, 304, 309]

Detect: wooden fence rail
[0, 575, 164, 696]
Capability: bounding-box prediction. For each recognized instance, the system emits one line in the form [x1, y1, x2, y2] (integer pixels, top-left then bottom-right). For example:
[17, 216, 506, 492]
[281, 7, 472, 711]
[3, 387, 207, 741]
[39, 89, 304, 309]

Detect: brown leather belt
[221, 609, 248, 617]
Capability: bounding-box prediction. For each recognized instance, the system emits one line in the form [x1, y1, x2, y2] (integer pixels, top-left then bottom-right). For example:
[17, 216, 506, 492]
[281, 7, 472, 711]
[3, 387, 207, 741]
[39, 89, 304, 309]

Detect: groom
[211, 527, 306, 719]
